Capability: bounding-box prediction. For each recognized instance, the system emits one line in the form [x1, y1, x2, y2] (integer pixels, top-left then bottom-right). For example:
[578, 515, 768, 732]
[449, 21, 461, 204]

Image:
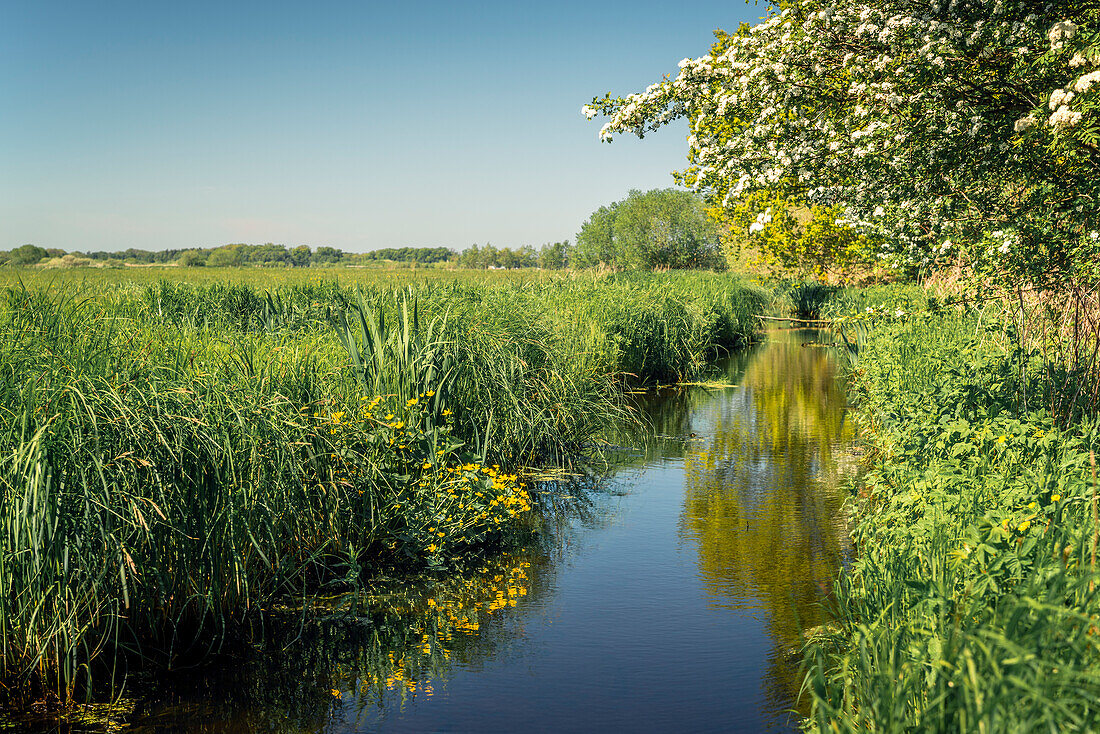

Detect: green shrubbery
[805, 298, 1100, 732]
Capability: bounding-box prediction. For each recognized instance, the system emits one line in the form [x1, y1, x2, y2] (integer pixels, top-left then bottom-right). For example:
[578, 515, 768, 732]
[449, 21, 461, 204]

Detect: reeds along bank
[0, 271, 766, 704]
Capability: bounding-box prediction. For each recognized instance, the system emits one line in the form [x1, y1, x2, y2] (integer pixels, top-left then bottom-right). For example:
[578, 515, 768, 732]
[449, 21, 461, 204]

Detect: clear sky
[1, 1, 764, 254]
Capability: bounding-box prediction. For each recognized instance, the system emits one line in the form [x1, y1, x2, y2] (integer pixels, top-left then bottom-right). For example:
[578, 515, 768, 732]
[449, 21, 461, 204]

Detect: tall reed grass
[0, 270, 765, 707]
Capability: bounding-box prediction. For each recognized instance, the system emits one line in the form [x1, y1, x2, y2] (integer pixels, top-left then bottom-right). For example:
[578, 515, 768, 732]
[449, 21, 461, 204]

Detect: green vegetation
[803, 288, 1100, 732]
[360, 246, 454, 264]
[0, 268, 766, 707]
[574, 188, 723, 270]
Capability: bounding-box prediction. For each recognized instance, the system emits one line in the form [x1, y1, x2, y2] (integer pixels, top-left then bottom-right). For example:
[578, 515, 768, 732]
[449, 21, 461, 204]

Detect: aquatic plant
[0, 269, 766, 708]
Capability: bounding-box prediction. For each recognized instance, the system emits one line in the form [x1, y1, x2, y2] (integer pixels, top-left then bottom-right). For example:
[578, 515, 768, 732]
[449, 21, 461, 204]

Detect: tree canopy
[586, 1, 1100, 288]
[573, 188, 723, 270]
[8, 245, 48, 266]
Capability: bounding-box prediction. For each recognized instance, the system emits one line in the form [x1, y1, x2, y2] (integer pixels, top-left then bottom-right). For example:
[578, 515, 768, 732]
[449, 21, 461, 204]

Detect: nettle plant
[584, 0, 1100, 290]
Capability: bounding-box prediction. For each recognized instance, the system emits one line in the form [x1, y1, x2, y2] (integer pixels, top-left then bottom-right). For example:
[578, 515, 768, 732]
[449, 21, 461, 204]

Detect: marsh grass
[0, 269, 766, 708]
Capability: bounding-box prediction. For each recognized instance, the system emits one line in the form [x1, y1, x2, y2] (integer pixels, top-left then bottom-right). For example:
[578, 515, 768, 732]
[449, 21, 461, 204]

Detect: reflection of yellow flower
[331, 689, 342, 699]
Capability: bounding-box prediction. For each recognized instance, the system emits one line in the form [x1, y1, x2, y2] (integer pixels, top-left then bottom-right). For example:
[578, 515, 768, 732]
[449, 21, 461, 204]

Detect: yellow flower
[425, 390, 436, 397]
[427, 543, 439, 553]
[332, 411, 345, 423]
[331, 689, 342, 699]
[407, 398, 419, 407]
[443, 409, 453, 416]
[1052, 494, 1062, 502]
[422, 462, 432, 469]
[1028, 502, 1037, 509]
[1018, 520, 1031, 532]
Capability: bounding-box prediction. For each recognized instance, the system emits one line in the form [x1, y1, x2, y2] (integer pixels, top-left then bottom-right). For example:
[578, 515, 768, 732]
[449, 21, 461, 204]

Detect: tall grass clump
[804, 297, 1100, 732]
[0, 289, 556, 706]
[785, 281, 839, 320]
[0, 271, 768, 707]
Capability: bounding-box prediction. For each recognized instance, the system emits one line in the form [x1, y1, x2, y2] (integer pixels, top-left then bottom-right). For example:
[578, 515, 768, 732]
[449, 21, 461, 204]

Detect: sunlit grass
[0, 268, 766, 707]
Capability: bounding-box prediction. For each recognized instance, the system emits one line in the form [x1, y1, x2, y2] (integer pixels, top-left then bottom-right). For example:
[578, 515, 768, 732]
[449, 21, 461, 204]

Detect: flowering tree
[584, 1, 1100, 289]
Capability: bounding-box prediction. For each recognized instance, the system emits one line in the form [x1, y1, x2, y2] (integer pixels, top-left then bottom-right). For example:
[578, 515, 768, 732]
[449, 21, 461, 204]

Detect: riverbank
[804, 287, 1100, 731]
[0, 270, 766, 710]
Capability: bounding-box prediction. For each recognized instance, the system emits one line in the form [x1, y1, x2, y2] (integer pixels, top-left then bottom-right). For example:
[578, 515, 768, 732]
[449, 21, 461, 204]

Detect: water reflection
[676, 329, 854, 716]
[120, 549, 555, 733]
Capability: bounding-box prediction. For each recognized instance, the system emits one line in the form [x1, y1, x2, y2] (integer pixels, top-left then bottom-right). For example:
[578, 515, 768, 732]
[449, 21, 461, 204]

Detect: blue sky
[1, 1, 764, 253]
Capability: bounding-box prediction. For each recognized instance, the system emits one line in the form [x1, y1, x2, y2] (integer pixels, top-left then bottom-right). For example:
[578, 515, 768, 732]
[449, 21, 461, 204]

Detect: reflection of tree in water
[112, 547, 555, 734]
[679, 330, 854, 720]
[622, 344, 759, 463]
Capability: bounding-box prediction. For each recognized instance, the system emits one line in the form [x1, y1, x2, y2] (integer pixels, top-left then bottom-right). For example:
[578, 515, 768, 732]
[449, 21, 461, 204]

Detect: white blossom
[1049, 89, 1074, 110]
[1073, 70, 1100, 94]
[1049, 105, 1083, 129]
[1014, 114, 1038, 133]
[1048, 20, 1078, 51]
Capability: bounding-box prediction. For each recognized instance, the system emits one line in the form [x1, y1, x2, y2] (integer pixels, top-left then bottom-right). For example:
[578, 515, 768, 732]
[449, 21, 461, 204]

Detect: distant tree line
[454, 242, 573, 269]
[360, 247, 453, 264]
[0, 241, 576, 269]
[3, 189, 724, 272]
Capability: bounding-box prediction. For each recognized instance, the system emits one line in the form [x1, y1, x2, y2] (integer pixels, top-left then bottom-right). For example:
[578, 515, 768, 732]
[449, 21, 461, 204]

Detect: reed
[0, 269, 766, 706]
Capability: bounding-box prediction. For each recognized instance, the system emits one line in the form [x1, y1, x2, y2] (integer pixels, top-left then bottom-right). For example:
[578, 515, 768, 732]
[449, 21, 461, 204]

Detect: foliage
[7, 244, 48, 266]
[178, 249, 207, 267]
[786, 281, 838, 320]
[456, 243, 538, 269]
[537, 240, 572, 269]
[0, 269, 767, 705]
[585, 1, 1100, 287]
[717, 191, 877, 279]
[804, 301, 1100, 731]
[574, 188, 723, 270]
[360, 246, 454, 264]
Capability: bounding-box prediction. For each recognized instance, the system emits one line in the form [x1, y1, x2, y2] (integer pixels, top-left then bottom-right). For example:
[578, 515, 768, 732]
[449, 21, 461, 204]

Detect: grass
[803, 290, 1100, 732]
[0, 267, 766, 707]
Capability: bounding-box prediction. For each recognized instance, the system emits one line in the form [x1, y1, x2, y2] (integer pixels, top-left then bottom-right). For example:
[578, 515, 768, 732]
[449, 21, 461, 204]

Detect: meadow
[0, 266, 767, 707]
